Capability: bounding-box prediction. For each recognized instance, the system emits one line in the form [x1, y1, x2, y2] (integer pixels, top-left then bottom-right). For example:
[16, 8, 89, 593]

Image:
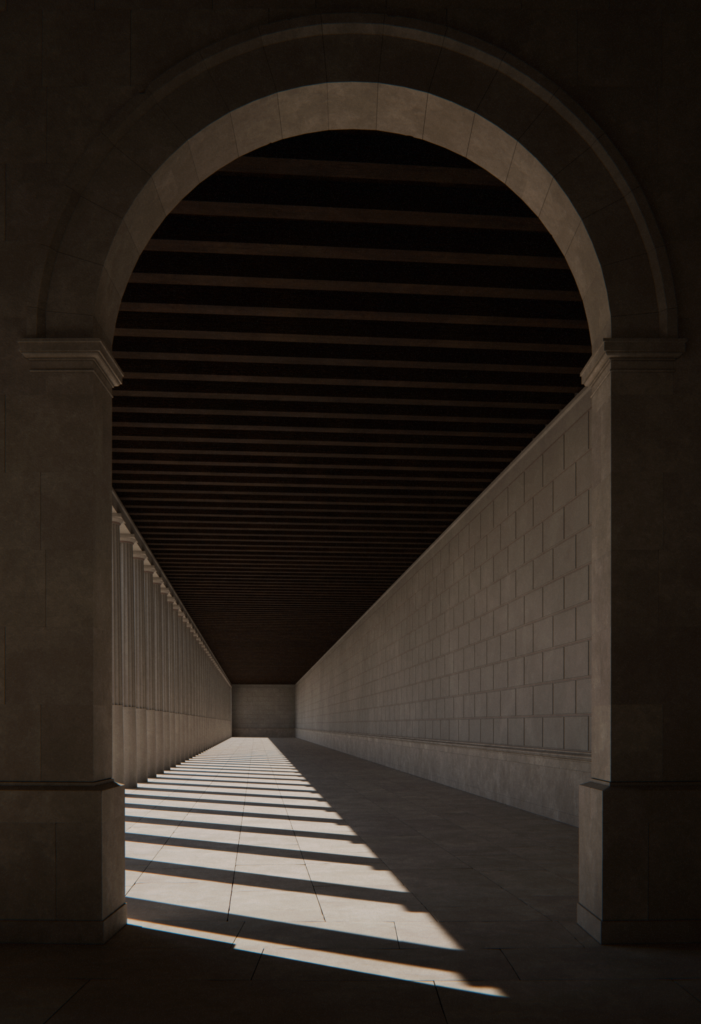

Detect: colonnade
[111, 505, 231, 786]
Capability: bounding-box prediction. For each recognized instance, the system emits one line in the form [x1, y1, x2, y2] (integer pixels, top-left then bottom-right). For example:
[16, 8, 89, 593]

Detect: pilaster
[577, 338, 701, 943]
[118, 528, 137, 789]
[131, 546, 148, 784]
[111, 511, 124, 786]
[0, 338, 125, 943]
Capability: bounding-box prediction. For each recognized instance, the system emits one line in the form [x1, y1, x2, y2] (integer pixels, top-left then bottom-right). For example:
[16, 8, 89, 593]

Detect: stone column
[111, 511, 124, 786]
[168, 595, 178, 763]
[131, 545, 147, 784]
[177, 609, 185, 760]
[0, 338, 125, 943]
[185, 617, 193, 756]
[577, 338, 701, 944]
[151, 572, 164, 777]
[141, 559, 156, 781]
[119, 528, 137, 789]
[162, 587, 173, 769]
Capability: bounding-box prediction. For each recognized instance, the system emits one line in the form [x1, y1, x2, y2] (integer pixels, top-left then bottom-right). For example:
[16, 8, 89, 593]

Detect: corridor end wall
[297, 393, 592, 825]
[232, 684, 296, 737]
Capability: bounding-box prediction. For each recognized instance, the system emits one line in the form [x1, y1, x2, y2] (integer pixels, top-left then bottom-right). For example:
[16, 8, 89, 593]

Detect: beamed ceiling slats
[112, 130, 590, 685]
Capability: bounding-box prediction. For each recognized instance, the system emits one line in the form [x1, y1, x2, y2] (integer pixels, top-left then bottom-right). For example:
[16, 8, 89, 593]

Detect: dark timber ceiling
[112, 130, 589, 685]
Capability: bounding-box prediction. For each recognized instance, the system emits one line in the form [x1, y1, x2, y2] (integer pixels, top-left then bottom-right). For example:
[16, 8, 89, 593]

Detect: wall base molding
[297, 729, 590, 825]
[0, 904, 127, 946]
[577, 902, 701, 945]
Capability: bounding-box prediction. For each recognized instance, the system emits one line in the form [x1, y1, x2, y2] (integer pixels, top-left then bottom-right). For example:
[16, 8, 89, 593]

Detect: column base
[579, 780, 701, 945]
[0, 902, 127, 944]
[577, 902, 701, 945]
[0, 779, 125, 944]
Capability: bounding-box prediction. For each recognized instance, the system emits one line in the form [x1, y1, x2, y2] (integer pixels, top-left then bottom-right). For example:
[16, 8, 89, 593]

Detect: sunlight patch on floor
[124, 739, 507, 998]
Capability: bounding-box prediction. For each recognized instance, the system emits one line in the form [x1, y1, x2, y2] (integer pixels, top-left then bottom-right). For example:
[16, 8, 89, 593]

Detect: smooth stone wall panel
[232, 684, 296, 737]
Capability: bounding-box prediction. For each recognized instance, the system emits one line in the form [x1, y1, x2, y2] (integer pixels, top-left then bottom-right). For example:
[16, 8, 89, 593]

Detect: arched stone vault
[40, 18, 676, 350]
[5, 11, 698, 951]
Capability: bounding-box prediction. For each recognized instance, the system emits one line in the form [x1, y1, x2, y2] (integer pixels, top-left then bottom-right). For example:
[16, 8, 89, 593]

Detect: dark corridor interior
[111, 130, 589, 685]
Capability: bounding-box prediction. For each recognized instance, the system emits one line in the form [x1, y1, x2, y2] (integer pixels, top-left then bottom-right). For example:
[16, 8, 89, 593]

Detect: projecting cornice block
[18, 338, 124, 393]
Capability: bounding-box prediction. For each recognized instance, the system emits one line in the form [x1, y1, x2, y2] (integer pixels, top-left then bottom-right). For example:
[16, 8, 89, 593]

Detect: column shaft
[0, 339, 125, 942]
[578, 338, 701, 944]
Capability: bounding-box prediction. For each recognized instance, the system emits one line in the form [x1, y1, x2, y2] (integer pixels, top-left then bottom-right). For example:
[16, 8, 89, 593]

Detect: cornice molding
[581, 338, 686, 392]
[17, 338, 123, 393]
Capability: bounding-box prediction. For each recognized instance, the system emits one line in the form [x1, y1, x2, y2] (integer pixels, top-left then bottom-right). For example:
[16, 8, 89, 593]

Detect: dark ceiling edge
[291, 386, 592, 685]
[112, 488, 232, 687]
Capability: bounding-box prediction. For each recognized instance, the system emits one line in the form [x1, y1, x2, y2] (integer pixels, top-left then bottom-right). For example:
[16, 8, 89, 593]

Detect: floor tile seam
[41, 979, 90, 1024]
[124, 828, 172, 890]
[439, 857, 546, 903]
[257, 765, 331, 923]
[487, 947, 523, 979]
[232, 769, 303, 893]
[675, 980, 701, 1004]
[433, 980, 450, 1023]
[271, 800, 323, 912]
[126, 808, 192, 827]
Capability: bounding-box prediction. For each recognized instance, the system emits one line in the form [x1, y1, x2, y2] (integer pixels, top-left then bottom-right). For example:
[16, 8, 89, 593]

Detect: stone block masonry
[297, 392, 592, 825]
[232, 685, 296, 737]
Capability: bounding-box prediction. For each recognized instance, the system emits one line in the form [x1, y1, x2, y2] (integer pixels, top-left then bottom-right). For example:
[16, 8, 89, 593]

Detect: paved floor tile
[3, 738, 700, 1024]
[438, 980, 701, 1023]
[0, 980, 87, 1024]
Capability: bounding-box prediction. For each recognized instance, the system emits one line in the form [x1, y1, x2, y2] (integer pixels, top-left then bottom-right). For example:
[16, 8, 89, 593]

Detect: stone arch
[40, 18, 676, 352]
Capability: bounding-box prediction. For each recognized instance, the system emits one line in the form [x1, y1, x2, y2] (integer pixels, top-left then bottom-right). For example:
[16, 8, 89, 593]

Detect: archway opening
[111, 129, 589, 688]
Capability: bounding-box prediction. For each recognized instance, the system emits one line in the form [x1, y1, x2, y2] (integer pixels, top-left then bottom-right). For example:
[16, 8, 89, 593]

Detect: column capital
[581, 337, 686, 392]
[17, 337, 124, 394]
[119, 526, 136, 544]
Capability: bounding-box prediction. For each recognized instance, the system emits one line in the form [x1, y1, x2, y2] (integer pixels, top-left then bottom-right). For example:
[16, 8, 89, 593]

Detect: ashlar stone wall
[297, 392, 592, 824]
[232, 684, 296, 737]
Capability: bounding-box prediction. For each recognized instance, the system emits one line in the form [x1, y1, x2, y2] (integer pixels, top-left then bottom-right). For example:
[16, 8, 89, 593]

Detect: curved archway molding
[43, 19, 676, 351]
[6, 14, 701, 951]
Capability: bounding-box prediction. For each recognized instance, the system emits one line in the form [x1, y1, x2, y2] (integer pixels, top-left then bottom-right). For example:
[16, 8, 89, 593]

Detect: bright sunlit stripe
[127, 919, 506, 997]
[124, 739, 508, 998]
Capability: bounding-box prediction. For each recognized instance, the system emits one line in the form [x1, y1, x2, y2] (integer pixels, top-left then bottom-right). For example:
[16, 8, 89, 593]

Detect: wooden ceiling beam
[113, 426, 534, 439]
[137, 525, 467, 536]
[114, 329, 590, 354]
[144, 540, 435, 551]
[123, 372, 580, 394]
[113, 419, 538, 434]
[127, 273, 582, 302]
[144, 238, 568, 268]
[117, 515, 462, 526]
[113, 450, 507, 462]
[114, 441, 519, 454]
[113, 405, 550, 424]
[116, 388, 564, 409]
[112, 467, 496, 482]
[111, 480, 487, 495]
[117, 354, 584, 375]
[120, 302, 585, 330]
[111, 491, 475, 507]
[117, 354, 581, 374]
[174, 199, 546, 233]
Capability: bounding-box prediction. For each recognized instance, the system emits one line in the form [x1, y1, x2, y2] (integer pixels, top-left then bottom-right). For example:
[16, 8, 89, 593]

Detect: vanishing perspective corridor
[3, 739, 699, 1023]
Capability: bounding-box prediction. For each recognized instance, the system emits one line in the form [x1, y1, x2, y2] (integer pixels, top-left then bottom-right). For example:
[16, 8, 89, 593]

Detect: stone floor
[2, 737, 700, 1023]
